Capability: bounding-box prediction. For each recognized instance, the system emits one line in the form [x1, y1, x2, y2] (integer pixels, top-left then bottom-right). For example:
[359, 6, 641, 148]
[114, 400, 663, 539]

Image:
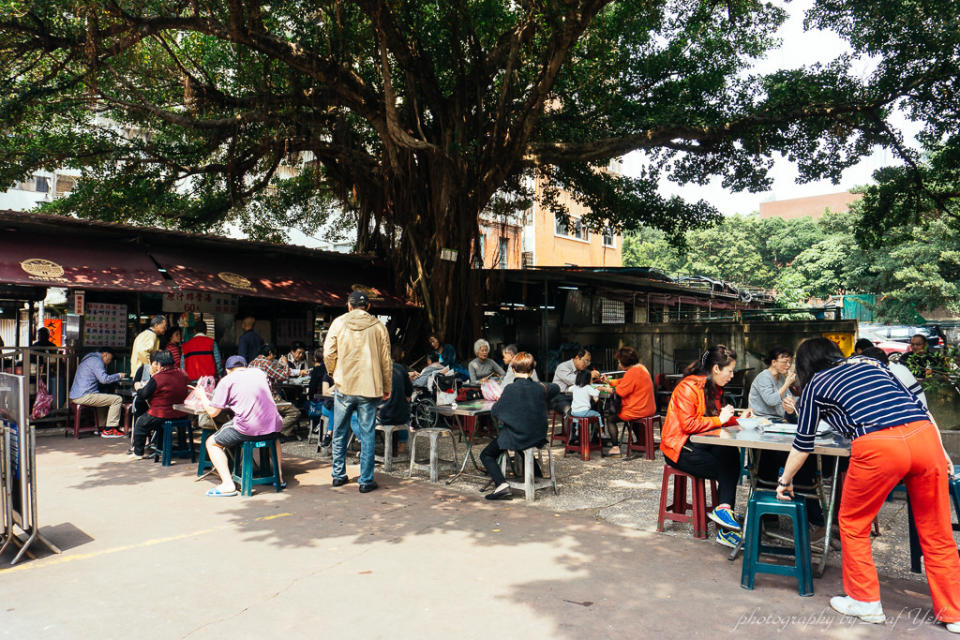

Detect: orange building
[477, 163, 623, 269]
[759, 191, 862, 219]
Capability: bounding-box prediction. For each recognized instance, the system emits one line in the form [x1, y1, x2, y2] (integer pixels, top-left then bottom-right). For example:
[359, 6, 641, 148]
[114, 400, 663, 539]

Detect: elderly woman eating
[468, 338, 505, 384]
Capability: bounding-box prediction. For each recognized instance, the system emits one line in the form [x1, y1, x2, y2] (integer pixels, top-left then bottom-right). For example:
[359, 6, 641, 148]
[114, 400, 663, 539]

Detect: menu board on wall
[83, 302, 128, 347]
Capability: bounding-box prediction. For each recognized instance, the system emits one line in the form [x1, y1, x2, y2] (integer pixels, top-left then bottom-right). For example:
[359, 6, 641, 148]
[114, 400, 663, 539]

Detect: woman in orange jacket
[660, 345, 747, 547]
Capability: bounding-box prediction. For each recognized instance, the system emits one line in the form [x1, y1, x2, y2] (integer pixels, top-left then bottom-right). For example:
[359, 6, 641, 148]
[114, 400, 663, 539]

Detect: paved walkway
[0, 437, 953, 639]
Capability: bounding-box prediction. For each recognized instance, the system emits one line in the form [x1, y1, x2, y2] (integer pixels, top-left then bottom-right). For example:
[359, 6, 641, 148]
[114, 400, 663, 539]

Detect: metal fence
[0, 372, 60, 564]
[0, 347, 75, 431]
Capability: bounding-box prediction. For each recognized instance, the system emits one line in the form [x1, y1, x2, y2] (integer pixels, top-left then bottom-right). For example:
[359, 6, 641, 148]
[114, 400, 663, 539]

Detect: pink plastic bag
[184, 375, 215, 410]
[481, 380, 503, 402]
[31, 379, 53, 419]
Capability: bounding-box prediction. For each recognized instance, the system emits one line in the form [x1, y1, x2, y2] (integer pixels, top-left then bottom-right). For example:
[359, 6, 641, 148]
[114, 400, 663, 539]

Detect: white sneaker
[830, 595, 886, 624]
[946, 622, 960, 633]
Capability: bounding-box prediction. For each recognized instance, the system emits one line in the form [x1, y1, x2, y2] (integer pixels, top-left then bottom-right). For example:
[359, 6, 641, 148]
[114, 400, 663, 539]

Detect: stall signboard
[42, 318, 63, 347]
[72, 290, 85, 315]
[83, 302, 127, 348]
[162, 291, 238, 314]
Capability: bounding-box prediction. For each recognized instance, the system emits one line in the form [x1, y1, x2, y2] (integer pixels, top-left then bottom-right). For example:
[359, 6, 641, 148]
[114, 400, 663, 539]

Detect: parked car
[861, 324, 945, 350]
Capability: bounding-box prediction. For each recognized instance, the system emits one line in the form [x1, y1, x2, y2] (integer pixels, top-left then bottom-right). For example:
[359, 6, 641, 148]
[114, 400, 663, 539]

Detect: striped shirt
[794, 358, 929, 453]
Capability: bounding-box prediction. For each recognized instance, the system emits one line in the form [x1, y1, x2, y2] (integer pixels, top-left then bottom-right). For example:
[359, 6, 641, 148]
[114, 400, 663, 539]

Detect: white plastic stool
[408, 428, 459, 482]
[375, 423, 410, 472]
[499, 445, 558, 502]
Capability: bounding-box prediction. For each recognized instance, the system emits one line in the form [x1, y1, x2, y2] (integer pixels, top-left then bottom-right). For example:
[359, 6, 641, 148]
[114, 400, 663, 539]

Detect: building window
[599, 297, 625, 324]
[602, 227, 616, 248]
[555, 215, 589, 241]
[475, 235, 485, 268]
[498, 237, 509, 269]
[35, 176, 49, 193]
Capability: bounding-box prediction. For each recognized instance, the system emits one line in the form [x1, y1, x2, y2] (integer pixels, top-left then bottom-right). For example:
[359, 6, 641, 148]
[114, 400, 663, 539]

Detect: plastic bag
[31, 379, 53, 419]
[481, 379, 503, 402]
[184, 375, 216, 410]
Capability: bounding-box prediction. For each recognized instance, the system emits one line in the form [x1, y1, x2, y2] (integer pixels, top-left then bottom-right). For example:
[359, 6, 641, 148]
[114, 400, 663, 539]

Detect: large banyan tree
[1, 1, 957, 341]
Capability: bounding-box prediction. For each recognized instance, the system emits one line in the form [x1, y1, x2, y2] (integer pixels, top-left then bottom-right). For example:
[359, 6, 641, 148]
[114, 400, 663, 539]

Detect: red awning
[0, 235, 171, 292]
[150, 250, 409, 308]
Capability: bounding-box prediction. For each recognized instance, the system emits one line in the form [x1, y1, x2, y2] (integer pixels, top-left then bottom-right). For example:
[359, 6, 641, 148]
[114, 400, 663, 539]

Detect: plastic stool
[375, 423, 409, 472]
[907, 477, 960, 573]
[499, 445, 558, 502]
[656, 464, 718, 539]
[153, 418, 195, 467]
[68, 402, 100, 438]
[231, 436, 283, 496]
[563, 415, 603, 461]
[408, 428, 459, 482]
[196, 427, 216, 476]
[623, 415, 662, 460]
[741, 490, 813, 596]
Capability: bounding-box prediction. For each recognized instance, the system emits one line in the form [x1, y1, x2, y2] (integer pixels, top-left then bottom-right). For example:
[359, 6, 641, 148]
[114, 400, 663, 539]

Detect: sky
[623, 0, 920, 215]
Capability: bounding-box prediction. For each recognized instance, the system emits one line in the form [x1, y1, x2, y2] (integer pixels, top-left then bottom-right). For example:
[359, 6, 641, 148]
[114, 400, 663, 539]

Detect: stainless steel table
[690, 425, 851, 577]
[432, 400, 495, 485]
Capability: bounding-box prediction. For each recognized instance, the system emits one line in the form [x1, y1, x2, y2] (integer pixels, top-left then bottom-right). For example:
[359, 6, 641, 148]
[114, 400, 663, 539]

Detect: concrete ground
[0, 433, 956, 639]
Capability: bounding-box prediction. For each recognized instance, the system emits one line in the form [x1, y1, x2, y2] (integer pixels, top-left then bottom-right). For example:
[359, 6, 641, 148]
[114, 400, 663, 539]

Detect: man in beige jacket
[324, 290, 392, 493]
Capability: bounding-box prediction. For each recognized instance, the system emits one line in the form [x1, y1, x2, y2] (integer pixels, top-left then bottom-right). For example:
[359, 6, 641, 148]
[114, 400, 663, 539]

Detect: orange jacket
[611, 365, 656, 421]
[660, 375, 737, 463]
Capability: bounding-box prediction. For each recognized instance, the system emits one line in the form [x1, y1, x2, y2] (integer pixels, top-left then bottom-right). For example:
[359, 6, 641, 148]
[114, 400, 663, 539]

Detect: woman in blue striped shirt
[777, 338, 959, 630]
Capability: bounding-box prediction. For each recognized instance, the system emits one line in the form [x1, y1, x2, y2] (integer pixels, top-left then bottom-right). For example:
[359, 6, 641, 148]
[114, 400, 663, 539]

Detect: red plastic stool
[656, 464, 718, 539]
[68, 402, 101, 439]
[624, 415, 662, 460]
[563, 415, 603, 461]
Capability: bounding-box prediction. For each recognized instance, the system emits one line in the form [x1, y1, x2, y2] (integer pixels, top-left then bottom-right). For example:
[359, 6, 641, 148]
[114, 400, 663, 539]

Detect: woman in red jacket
[660, 345, 747, 547]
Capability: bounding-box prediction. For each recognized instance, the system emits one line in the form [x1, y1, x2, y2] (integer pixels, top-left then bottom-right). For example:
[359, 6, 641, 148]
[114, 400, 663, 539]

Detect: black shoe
[485, 487, 513, 501]
[321, 435, 332, 448]
[332, 475, 349, 487]
[359, 481, 379, 494]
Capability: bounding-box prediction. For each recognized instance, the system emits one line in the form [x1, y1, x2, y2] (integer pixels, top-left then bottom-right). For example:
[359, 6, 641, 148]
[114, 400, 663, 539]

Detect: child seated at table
[570, 370, 602, 419]
[480, 352, 561, 500]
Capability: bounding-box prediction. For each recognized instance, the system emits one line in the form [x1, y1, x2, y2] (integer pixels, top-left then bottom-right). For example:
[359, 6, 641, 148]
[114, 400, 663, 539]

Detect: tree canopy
[2, 1, 958, 341]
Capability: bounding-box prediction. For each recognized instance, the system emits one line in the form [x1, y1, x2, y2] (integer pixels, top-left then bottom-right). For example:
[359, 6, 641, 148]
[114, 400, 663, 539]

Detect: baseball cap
[348, 290, 370, 307]
[225, 355, 247, 369]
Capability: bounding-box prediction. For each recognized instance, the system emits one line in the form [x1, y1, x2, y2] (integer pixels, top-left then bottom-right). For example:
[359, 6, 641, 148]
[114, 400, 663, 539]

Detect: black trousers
[667, 441, 740, 508]
[133, 414, 164, 455]
[480, 439, 542, 487]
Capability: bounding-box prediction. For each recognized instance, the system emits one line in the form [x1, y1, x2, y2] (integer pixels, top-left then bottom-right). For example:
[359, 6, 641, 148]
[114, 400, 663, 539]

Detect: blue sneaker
[708, 506, 741, 531]
[716, 529, 742, 548]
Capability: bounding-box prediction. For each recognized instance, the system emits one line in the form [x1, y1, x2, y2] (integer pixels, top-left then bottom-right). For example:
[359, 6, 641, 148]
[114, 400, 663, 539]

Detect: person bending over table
[747, 346, 824, 527]
[660, 345, 748, 548]
[197, 355, 284, 497]
[468, 338, 505, 384]
[480, 352, 560, 501]
[130, 350, 190, 459]
[777, 338, 960, 629]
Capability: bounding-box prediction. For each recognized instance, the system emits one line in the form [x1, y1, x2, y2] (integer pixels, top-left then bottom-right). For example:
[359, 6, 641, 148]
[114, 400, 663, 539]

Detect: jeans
[332, 392, 379, 485]
[571, 409, 601, 419]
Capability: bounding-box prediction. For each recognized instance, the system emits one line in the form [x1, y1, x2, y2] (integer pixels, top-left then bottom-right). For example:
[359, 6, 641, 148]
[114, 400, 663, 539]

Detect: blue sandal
[206, 487, 238, 498]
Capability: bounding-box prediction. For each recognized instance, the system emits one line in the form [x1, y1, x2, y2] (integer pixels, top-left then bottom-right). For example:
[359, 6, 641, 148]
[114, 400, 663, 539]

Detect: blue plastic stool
[907, 476, 960, 573]
[741, 490, 813, 596]
[196, 428, 216, 476]
[153, 418, 195, 467]
[231, 437, 283, 496]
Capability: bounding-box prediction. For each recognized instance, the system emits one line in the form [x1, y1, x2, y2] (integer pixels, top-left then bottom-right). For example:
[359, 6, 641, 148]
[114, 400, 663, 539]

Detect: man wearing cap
[197, 355, 284, 497]
[323, 290, 392, 493]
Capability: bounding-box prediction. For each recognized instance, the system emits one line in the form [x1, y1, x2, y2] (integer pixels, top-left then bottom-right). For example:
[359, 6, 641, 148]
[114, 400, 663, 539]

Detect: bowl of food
[737, 417, 771, 430]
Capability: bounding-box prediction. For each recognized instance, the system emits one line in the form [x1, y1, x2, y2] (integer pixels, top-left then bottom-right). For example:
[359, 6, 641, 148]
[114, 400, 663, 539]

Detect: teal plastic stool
[231, 437, 283, 496]
[196, 428, 216, 476]
[907, 476, 960, 573]
[741, 490, 813, 596]
[153, 418, 195, 467]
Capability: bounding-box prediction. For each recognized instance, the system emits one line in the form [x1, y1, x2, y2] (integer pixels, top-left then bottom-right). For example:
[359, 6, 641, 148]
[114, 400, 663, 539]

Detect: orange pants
[839, 420, 960, 621]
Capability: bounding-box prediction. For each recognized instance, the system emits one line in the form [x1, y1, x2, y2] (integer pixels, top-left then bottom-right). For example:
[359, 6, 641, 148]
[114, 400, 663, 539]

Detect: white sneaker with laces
[945, 622, 960, 633]
[830, 595, 886, 624]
